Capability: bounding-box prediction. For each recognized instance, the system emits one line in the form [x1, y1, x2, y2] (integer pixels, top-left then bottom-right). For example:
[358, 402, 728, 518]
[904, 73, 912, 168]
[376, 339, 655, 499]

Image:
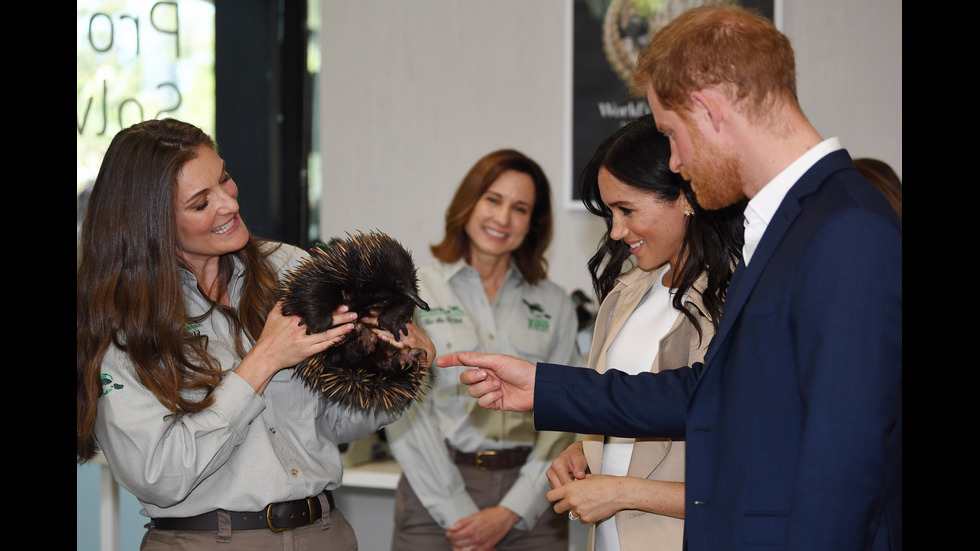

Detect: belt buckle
[266, 502, 288, 533]
[265, 498, 315, 533]
[475, 450, 497, 471]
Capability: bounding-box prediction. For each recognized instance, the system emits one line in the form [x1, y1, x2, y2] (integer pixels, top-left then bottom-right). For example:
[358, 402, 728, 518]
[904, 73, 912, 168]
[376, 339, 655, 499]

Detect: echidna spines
[279, 230, 431, 415]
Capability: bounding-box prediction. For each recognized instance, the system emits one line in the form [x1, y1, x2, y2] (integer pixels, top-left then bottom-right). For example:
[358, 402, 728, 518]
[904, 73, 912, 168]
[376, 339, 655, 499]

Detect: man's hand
[435, 352, 537, 412]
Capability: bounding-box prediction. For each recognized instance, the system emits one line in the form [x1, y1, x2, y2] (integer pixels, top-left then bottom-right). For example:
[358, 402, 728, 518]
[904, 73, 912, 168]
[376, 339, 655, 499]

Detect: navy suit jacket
[535, 150, 901, 550]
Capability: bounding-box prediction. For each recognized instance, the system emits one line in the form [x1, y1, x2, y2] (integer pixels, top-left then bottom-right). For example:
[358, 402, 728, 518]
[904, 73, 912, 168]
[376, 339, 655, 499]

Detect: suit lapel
[700, 150, 852, 370]
[628, 440, 671, 478]
[592, 267, 662, 374]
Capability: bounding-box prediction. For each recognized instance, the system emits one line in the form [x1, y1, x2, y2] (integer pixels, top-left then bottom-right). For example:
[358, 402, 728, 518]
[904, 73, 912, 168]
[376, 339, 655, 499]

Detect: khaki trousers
[391, 463, 568, 551]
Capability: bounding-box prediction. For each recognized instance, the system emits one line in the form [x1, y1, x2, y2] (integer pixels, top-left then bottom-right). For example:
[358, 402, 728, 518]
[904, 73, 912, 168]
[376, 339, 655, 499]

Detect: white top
[596, 267, 682, 551]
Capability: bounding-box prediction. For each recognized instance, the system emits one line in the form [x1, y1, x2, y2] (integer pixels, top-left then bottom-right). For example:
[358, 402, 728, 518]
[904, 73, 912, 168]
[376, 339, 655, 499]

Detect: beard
[680, 130, 747, 210]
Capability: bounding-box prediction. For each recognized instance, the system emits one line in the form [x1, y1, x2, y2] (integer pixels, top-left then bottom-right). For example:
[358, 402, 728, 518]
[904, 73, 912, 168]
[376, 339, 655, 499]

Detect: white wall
[318, 0, 901, 300]
[784, 0, 902, 178]
[318, 0, 604, 299]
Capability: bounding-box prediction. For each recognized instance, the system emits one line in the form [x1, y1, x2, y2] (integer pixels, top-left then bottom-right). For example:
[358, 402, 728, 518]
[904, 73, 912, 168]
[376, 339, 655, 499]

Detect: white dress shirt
[742, 137, 843, 265]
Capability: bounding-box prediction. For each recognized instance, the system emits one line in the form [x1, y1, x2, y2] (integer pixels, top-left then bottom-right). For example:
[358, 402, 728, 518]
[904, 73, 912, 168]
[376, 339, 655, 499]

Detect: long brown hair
[430, 149, 554, 284]
[76, 119, 281, 462]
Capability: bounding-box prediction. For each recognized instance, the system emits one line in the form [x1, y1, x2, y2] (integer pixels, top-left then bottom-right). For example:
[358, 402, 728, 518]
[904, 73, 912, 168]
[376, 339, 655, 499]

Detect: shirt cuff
[427, 490, 481, 529]
[212, 371, 266, 437]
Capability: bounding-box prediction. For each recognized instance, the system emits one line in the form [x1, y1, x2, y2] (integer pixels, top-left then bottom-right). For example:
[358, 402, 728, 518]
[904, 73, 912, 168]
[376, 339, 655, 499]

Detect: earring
[683, 209, 694, 217]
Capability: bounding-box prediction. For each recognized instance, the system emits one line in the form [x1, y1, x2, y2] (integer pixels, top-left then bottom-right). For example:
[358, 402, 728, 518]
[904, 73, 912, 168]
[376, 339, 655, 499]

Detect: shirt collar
[616, 265, 709, 317]
[444, 256, 522, 284]
[745, 137, 843, 227]
[443, 258, 470, 282]
[742, 137, 842, 264]
[179, 253, 248, 302]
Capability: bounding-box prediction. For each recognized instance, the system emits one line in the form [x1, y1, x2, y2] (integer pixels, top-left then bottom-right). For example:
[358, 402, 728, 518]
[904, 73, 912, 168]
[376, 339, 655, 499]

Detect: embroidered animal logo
[101, 374, 124, 395]
[522, 299, 551, 332]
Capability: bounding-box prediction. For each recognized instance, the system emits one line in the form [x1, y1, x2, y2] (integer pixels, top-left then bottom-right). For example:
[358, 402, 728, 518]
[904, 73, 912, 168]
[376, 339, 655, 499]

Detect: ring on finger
[569, 511, 579, 520]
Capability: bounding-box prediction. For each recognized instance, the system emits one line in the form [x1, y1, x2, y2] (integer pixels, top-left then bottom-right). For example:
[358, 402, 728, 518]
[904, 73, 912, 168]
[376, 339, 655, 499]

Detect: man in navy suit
[436, 5, 901, 550]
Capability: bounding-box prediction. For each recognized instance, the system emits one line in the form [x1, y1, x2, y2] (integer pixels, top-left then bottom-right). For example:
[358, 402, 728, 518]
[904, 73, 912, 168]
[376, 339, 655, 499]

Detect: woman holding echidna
[384, 149, 580, 551]
[76, 118, 434, 550]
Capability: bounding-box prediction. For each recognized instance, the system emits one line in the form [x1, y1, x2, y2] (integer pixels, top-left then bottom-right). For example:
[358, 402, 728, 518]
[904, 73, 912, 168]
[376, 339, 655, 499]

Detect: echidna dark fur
[279, 231, 432, 415]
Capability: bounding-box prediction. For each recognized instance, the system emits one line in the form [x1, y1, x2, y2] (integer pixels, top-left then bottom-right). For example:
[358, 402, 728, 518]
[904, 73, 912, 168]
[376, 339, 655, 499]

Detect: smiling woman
[172, 146, 251, 302]
[76, 118, 432, 550]
[541, 113, 745, 551]
[383, 149, 580, 551]
[463, 169, 536, 287]
[598, 165, 690, 277]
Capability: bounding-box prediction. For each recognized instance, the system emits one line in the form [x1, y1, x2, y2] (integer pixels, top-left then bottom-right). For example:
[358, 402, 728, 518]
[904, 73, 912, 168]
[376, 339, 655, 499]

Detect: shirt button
[269, 427, 277, 434]
[291, 468, 298, 477]
[489, 334, 495, 340]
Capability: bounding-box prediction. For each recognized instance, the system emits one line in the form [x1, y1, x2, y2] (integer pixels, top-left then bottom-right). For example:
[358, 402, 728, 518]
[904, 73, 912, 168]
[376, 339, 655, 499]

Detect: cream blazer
[582, 265, 714, 551]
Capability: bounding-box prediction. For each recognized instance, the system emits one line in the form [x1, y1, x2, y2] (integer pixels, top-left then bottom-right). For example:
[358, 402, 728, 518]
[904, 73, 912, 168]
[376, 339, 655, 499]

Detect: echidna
[279, 231, 431, 415]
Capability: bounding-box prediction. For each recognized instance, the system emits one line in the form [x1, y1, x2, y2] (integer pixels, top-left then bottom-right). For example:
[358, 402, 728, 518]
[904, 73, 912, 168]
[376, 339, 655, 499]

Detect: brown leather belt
[150, 490, 334, 532]
[451, 447, 532, 471]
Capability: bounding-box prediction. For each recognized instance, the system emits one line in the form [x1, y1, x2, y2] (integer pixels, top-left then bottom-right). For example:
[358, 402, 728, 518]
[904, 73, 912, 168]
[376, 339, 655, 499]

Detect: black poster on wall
[570, 0, 775, 206]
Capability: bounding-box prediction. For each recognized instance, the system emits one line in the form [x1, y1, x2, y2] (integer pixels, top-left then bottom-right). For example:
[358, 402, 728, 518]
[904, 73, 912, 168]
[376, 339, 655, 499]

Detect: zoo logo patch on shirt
[419, 306, 465, 325]
[101, 373, 124, 395]
[523, 299, 551, 332]
[186, 321, 203, 336]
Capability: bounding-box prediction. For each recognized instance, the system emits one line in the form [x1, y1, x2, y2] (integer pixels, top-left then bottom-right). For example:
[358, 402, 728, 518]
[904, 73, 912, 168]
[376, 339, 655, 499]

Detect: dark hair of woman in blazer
[579, 114, 745, 341]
